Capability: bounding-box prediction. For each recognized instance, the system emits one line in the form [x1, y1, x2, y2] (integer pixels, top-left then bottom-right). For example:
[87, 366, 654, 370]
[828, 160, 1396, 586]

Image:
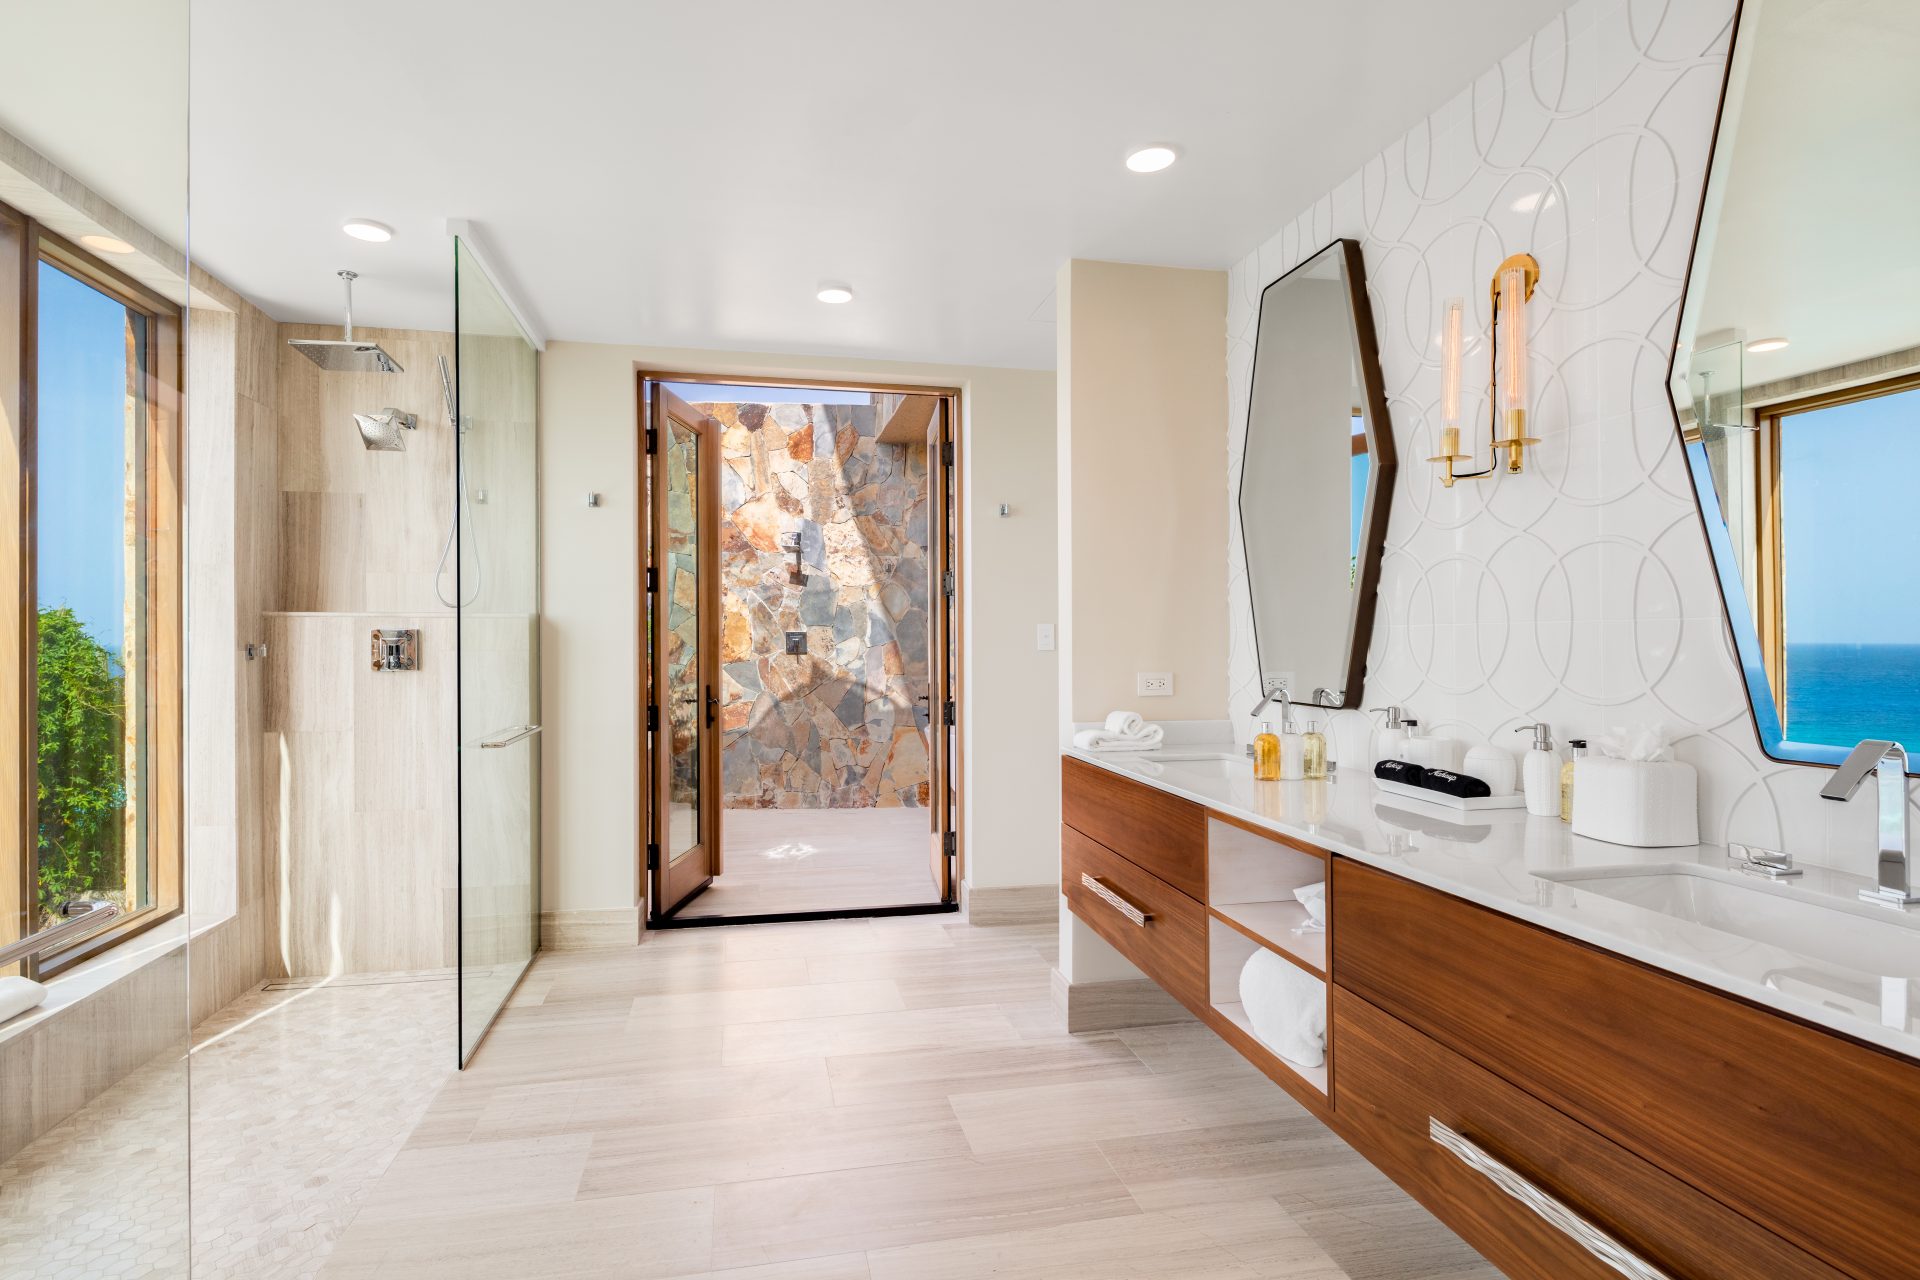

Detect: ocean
[1785, 644, 1920, 749]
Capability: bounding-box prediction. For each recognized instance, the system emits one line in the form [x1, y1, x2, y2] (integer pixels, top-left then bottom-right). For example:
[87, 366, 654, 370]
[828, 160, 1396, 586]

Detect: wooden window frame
[4, 200, 184, 978]
[1752, 369, 1920, 732]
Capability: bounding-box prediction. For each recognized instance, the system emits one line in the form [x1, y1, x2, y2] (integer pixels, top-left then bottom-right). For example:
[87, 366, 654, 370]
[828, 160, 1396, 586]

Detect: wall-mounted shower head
[352, 407, 416, 451]
[288, 270, 404, 373]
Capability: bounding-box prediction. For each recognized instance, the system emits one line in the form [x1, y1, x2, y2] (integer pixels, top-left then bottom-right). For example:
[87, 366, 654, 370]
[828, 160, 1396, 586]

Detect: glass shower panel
[0, 1, 193, 1273]
[454, 238, 541, 1065]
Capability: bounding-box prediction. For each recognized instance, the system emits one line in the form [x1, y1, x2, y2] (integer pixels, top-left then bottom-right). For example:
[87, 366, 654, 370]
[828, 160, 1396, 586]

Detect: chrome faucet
[1249, 682, 1294, 732]
[1820, 739, 1920, 907]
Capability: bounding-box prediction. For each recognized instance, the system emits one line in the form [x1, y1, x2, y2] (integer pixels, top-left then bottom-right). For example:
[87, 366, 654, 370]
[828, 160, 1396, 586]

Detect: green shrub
[35, 606, 127, 921]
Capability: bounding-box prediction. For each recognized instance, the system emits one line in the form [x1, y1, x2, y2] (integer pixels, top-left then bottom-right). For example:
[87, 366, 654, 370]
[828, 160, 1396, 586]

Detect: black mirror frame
[1239, 238, 1396, 713]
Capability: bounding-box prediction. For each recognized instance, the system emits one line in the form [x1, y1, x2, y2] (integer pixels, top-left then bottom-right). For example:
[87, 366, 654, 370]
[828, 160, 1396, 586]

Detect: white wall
[1056, 260, 1229, 727]
[538, 341, 1057, 916]
[1223, 0, 1914, 880]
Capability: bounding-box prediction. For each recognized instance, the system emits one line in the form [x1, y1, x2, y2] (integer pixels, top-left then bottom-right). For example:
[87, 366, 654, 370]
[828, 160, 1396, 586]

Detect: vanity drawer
[1062, 825, 1206, 1012]
[1334, 987, 1845, 1280]
[1061, 756, 1207, 899]
[1333, 858, 1920, 1280]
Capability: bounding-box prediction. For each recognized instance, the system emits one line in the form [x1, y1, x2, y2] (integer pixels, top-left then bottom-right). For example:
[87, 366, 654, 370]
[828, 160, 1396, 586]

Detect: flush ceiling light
[1746, 336, 1790, 353]
[342, 219, 394, 243]
[78, 234, 135, 255]
[1125, 144, 1180, 173]
[816, 283, 854, 304]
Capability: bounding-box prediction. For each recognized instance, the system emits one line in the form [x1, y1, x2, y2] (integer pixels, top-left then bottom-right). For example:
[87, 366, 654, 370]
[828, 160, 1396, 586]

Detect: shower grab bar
[0, 901, 121, 968]
[477, 723, 543, 750]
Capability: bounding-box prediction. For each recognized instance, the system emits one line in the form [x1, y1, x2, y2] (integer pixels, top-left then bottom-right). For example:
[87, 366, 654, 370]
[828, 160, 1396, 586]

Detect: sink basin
[1148, 751, 1244, 763]
[1537, 864, 1920, 978]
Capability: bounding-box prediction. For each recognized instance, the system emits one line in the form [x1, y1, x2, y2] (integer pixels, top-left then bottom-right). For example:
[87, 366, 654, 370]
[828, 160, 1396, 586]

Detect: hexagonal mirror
[1240, 238, 1395, 712]
[1669, 0, 1920, 770]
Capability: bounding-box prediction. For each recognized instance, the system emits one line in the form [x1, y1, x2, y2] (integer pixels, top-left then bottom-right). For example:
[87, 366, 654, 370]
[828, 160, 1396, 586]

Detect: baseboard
[1050, 968, 1196, 1033]
[962, 883, 1056, 927]
[539, 907, 639, 951]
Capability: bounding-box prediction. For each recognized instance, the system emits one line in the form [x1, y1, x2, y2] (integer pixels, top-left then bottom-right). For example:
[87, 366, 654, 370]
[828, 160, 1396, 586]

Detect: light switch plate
[1036, 623, 1055, 652]
[1137, 672, 1173, 697]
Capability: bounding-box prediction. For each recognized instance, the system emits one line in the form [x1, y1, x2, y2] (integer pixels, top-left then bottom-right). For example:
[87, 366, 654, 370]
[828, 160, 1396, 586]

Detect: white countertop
[1066, 742, 1920, 1063]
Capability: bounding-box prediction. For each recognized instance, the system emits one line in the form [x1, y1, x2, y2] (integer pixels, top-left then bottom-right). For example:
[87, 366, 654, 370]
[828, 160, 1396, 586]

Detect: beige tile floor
[320, 915, 1498, 1279]
[677, 808, 942, 919]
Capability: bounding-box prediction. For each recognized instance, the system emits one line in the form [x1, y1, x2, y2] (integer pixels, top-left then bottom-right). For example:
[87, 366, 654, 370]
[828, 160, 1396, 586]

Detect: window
[2, 203, 182, 975]
[1764, 375, 1920, 749]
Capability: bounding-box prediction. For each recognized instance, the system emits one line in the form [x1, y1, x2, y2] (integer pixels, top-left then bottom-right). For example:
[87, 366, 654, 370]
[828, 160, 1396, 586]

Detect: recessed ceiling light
[78, 234, 135, 255]
[1125, 144, 1180, 173]
[817, 283, 854, 305]
[1746, 336, 1790, 353]
[342, 219, 393, 243]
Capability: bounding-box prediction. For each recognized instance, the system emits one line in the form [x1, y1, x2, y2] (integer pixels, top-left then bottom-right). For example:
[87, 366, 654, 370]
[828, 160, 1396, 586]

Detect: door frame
[635, 371, 966, 925]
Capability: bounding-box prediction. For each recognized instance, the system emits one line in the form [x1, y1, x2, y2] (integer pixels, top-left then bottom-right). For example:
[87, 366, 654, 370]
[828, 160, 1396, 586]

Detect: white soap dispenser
[1514, 722, 1561, 818]
[1277, 704, 1306, 781]
[1369, 706, 1409, 767]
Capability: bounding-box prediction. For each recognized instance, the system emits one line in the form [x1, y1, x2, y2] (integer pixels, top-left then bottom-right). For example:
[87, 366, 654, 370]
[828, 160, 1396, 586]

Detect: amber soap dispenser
[1253, 722, 1282, 781]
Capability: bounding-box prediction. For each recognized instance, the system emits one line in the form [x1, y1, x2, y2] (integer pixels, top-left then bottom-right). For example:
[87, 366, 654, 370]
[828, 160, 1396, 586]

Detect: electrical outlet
[1137, 672, 1173, 697]
[1035, 623, 1055, 652]
[1262, 672, 1296, 697]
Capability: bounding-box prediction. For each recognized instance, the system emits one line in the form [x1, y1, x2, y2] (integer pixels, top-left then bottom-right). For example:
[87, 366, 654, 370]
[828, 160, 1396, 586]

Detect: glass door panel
[651, 390, 717, 915]
[454, 237, 541, 1065]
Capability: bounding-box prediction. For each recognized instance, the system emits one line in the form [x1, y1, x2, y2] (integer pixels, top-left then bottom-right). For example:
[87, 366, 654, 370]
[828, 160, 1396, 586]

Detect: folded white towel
[1293, 881, 1327, 928]
[1239, 949, 1326, 1068]
[0, 976, 48, 1025]
[1072, 723, 1165, 752]
[1103, 710, 1145, 736]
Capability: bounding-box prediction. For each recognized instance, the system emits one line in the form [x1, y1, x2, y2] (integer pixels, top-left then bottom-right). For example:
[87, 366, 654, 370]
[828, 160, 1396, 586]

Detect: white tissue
[1595, 723, 1675, 763]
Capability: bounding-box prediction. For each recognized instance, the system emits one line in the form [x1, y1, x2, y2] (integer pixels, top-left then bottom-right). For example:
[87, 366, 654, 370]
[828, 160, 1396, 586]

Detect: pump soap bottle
[1369, 706, 1409, 767]
[1253, 723, 1281, 782]
[1514, 723, 1561, 818]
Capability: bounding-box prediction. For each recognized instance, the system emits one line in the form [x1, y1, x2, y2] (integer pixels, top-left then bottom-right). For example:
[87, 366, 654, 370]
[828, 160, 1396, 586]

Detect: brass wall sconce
[1429, 252, 1541, 488]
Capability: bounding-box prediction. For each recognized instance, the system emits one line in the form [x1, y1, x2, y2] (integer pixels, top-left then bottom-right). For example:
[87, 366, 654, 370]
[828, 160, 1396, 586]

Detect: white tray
[1373, 778, 1528, 810]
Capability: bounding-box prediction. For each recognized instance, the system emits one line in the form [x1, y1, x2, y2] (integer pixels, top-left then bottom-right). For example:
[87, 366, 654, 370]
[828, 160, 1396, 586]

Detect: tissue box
[1570, 758, 1699, 848]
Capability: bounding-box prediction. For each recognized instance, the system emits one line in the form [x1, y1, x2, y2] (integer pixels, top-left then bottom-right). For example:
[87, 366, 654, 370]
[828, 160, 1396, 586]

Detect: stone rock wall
[710, 401, 931, 808]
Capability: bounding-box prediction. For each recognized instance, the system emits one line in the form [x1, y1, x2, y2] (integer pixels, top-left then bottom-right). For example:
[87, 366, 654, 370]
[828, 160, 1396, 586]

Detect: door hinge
[646, 842, 660, 872]
[940, 440, 954, 467]
[943, 831, 957, 856]
[646, 565, 657, 592]
[942, 698, 956, 727]
[645, 427, 658, 455]
[647, 703, 659, 732]
[942, 569, 956, 599]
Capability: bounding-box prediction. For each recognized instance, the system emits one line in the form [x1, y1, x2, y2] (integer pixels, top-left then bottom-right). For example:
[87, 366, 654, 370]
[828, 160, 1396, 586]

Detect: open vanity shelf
[1203, 814, 1330, 1097]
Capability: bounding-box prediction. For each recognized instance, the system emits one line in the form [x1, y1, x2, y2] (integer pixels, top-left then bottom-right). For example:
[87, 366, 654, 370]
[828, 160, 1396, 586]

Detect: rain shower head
[352, 408, 416, 451]
[287, 270, 404, 373]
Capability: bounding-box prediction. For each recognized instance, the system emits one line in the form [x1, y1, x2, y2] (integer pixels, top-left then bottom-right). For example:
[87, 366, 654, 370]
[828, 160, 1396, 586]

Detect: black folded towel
[1373, 759, 1428, 788]
[1422, 768, 1492, 799]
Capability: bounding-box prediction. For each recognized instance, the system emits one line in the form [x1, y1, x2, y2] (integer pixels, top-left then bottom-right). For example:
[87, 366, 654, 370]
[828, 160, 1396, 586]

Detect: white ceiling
[1688, 0, 1920, 386]
[11, 1, 1575, 369]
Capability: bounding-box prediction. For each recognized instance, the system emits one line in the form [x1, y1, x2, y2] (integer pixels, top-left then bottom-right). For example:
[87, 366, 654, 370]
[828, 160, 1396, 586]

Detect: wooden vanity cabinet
[1059, 757, 1920, 1280]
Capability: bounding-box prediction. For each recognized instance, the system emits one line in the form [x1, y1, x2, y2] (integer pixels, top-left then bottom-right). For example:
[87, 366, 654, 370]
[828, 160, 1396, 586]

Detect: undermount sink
[1537, 864, 1920, 978]
[1145, 752, 1247, 780]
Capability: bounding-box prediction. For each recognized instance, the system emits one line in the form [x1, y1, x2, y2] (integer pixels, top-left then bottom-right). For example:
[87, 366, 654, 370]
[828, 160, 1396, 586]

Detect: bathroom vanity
[1060, 750, 1920, 1280]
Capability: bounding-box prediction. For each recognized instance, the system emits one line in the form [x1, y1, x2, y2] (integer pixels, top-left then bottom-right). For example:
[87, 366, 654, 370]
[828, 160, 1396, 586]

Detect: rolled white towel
[1072, 723, 1165, 752]
[1103, 710, 1146, 737]
[1238, 948, 1326, 1068]
[0, 976, 48, 1025]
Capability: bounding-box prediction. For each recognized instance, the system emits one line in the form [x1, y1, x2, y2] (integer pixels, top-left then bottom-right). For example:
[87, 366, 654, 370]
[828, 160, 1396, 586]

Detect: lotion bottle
[1514, 722, 1561, 818]
[1560, 738, 1589, 823]
[1302, 719, 1328, 780]
[1253, 722, 1281, 781]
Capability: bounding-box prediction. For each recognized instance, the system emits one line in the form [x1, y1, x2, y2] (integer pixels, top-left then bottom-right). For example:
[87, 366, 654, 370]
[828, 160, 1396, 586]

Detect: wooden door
[649, 387, 721, 917]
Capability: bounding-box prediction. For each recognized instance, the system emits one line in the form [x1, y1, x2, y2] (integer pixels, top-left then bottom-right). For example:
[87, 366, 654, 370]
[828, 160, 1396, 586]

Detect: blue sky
[1781, 386, 1920, 644]
[37, 261, 128, 658]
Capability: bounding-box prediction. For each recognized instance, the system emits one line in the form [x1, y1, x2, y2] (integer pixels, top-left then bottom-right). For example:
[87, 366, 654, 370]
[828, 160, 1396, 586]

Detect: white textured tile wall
[1226, 0, 1914, 878]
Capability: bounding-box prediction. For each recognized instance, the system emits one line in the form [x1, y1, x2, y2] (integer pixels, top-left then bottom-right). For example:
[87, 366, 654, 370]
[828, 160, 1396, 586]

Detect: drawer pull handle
[1429, 1119, 1671, 1280]
[1080, 873, 1151, 926]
